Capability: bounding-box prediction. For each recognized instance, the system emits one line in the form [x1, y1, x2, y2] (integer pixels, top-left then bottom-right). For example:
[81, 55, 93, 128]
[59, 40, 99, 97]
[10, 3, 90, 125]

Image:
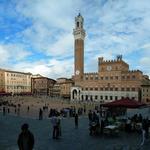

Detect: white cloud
[46, 33, 73, 56]
[0, 45, 10, 63]
[0, 44, 31, 64]
[139, 57, 150, 76]
[6, 44, 32, 60]
[14, 0, 82, 57]
[16, 0, 81, 30]
[141, 43, 150, 50]
[140, 57, 150, 66]
[9, 58, 74, 79]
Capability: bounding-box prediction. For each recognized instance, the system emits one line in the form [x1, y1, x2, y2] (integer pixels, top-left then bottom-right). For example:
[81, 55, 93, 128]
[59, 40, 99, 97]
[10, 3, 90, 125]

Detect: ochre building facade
[0, 69, 5, 93]
[0, 68, 32, 94]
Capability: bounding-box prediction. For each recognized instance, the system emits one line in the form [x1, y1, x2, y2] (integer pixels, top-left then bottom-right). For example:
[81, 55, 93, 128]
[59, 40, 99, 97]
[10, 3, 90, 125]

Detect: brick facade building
[31, 77, 56, 96]
[52, 78, 74, 98]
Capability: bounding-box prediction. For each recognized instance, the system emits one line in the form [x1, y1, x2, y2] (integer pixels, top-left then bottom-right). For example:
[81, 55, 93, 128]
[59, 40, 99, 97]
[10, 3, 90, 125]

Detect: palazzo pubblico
[71, 13, 150, 103]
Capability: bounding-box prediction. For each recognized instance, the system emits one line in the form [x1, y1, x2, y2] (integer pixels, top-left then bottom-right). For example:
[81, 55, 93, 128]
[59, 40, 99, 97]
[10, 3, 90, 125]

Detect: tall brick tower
[73, 13, 86, 81]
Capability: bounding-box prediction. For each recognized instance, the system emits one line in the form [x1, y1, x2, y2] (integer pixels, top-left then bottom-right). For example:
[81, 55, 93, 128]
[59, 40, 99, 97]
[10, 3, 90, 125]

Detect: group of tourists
[125, 114, 149, 146]
[88, 108, 150, 147]
[16, 111, 79, 150]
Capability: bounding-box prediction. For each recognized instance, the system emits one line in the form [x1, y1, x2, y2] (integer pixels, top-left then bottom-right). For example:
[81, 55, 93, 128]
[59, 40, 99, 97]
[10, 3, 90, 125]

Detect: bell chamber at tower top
[75, 13, 84, 29]
[73, 13, 86, 40]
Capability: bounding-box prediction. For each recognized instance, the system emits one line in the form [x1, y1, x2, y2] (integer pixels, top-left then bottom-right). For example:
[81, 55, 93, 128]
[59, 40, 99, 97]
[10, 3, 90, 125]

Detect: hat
[21, 123, 29, 130]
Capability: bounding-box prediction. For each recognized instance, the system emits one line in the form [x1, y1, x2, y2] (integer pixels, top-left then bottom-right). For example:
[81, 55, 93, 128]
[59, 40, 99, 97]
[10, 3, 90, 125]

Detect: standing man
[17, 107, 20, 116]
[75, 113, 78, 128]
[100, 119, 104, 134]
[83, 104, 86, 114]
[51, 114, 59, 139]
[39, 108, 43, 120]
[144, 117, 149, 140]
[141, 119, 146, 146]
[3, 106, 6, 116]
[17, 123, 34, 150]
[27, 106, 30, 112]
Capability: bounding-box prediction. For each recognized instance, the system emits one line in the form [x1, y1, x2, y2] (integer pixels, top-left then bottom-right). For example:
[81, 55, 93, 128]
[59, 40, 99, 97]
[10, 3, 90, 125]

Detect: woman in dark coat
[17, 123, 34, 150]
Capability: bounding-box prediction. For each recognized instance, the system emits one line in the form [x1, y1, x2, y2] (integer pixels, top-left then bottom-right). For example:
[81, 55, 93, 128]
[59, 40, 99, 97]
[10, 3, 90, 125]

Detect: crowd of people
[0, 95, 90, 120]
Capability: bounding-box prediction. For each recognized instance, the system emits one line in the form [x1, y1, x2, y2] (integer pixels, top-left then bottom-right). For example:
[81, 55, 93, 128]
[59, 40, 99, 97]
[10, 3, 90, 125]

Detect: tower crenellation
[98, 55, 127, 64]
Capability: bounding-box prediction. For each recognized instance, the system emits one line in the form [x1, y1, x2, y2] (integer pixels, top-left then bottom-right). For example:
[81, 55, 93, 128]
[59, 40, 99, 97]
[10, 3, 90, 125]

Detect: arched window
[81, 95, 84, 100]
[77, 22, 79, 27]
[72, 89, 77, 99]
[85, 95, 88, 100]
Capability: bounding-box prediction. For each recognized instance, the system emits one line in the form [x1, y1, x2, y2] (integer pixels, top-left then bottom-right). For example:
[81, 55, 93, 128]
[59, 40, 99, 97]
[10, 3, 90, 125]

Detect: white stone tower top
[73, 13, 86, 40]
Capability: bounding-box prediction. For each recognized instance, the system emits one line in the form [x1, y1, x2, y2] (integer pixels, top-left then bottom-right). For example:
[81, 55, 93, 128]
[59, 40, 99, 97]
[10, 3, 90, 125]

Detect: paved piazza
[0, 96, 149, 150]
[0, 113, 150, 150]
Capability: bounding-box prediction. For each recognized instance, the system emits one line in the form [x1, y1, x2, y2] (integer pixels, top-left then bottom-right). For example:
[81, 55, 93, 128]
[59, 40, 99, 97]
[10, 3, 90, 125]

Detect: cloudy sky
[0, 0, 150, 79]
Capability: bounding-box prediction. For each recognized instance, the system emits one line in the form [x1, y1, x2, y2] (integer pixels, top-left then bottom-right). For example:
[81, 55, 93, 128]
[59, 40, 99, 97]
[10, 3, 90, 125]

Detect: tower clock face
[75, 70, 80, 75]
[107, 66, 112, 71]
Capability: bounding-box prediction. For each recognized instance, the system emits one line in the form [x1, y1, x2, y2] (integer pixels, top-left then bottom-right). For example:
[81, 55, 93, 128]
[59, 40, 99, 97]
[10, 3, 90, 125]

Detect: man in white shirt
[51, 115, 59, 139]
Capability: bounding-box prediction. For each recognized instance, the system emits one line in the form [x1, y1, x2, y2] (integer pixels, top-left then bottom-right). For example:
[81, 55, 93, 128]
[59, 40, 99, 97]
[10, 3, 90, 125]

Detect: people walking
[17, 123, 34, 150]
